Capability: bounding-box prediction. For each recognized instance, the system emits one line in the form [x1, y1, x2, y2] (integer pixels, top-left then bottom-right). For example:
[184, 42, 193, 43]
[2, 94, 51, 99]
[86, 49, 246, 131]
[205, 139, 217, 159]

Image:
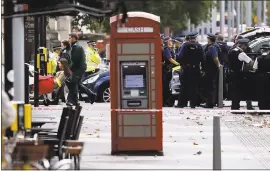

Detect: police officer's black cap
[186, 32, 198, 38]
[260, 44, 270, 49]
[171, 38, 177, 43]
[175, 37, 184, 42]
[207, 33, 216, 40]
[237, 38, 250, 44]
[87, 40, 96, 45]
[163, 36, 172, 43]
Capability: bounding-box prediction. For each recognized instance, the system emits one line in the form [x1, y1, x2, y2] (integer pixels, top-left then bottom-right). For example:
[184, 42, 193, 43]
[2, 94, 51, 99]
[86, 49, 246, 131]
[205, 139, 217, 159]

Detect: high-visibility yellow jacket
[49, 52, 58, 74]
[85, 47, 101, 72]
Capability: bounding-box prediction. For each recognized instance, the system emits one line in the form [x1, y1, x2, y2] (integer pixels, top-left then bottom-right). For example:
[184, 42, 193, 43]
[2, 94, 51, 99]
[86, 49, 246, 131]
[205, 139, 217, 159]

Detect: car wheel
[98, 84, 110, 102]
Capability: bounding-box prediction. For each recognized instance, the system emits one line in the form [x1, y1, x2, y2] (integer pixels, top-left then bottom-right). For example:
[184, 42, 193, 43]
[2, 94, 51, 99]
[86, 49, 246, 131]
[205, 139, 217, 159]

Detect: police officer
[201, 33, 221, 108]
[229, 36, 254, 109]
[173, 37, 184, 55]
[253, 44, 270, 111]
[85, 40, 101, 76]
[162, 36, 180, 107]
[231, 35, 252, 53]
[176, 32, 204, 108]
[227, 38, 255, 112]
[50, 46, 61, 75]
[66, 34, 87, 106]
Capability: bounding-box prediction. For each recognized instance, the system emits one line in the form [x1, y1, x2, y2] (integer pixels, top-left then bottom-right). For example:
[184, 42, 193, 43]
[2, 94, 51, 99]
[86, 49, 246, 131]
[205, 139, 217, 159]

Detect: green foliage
[71, 15, 106, 32]
[71, 0, 214, 33]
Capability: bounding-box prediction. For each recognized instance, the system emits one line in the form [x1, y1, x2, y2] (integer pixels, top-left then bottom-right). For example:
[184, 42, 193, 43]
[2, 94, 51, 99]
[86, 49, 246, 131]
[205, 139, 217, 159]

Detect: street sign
[117, 27, 154, 33]
[254, 16, 258, 24]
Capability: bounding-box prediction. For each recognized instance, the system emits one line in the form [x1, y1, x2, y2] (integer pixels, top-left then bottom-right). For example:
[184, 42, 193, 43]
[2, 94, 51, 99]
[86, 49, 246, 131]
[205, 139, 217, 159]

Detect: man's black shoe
[66, 102, 73, 106]
[66, 102, 80, 106]
[231, 108, 245, 114]
[201, 105, 214, 108]
[231, 112, 245, 114]
[174, 105, 186, 108]
[89, 94, 96, 104]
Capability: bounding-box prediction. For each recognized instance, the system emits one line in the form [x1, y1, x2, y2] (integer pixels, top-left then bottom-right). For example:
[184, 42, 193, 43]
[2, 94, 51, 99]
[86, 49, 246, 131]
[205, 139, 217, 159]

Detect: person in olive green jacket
[67, 34, 87, 106]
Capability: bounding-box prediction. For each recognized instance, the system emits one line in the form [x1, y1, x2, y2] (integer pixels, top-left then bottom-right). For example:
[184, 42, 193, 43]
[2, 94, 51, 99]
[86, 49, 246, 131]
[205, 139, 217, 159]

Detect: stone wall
[47, 16, 72, 51]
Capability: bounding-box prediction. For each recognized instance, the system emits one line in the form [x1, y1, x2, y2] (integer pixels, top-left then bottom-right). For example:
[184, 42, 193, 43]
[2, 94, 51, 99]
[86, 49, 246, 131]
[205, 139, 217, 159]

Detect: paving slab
[32, 102, 270, 169]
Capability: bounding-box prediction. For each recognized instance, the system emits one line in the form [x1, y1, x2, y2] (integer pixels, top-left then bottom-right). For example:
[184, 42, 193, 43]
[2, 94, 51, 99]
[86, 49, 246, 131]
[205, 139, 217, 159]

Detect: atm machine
[121, 62, 148, 109]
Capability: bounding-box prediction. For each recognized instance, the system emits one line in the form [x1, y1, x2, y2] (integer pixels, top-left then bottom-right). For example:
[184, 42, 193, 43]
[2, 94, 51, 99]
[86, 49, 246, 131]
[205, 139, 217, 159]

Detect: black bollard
[213, 116, 222, 170]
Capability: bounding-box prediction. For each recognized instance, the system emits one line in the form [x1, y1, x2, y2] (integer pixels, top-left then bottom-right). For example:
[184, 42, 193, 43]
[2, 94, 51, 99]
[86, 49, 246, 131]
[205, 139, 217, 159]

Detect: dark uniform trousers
[255, 55, 270, 110]
[230, 73, 244, 109]
[229, 71, 255, 109]
[178, 65, 200, 107]
[162, 65, 173, 106]
[204, 70, 218, 107]
[256, 73, 270, 110]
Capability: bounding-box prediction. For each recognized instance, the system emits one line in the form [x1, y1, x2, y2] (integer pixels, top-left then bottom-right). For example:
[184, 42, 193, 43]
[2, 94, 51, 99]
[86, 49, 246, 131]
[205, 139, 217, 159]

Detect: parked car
[80, 69, 110, 102]
[239, 27, 270, 41]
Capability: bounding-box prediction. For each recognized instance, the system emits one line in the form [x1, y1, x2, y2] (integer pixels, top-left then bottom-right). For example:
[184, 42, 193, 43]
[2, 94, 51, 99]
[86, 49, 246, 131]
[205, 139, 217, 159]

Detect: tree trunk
[164, 26, 171, 37]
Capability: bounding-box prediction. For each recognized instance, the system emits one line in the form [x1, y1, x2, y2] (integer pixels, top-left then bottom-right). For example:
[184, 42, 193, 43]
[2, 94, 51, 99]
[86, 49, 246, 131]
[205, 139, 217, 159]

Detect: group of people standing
[162, 32, 270, 112]
[49, 34, 101, 106]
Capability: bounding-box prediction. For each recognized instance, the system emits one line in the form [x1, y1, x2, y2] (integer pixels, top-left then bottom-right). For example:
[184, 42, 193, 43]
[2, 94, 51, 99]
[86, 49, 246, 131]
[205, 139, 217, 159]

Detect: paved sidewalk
[32, 102, 270, 169]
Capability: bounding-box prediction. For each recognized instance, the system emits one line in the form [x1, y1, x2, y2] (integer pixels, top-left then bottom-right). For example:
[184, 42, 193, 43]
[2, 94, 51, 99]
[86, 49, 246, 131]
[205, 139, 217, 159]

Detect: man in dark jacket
[67, 34, 87, 106]
[216, 34, 229, 65]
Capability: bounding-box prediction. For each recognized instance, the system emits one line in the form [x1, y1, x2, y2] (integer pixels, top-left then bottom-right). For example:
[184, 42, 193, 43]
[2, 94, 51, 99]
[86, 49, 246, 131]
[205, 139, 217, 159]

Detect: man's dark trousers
[67, 70, 83, 104]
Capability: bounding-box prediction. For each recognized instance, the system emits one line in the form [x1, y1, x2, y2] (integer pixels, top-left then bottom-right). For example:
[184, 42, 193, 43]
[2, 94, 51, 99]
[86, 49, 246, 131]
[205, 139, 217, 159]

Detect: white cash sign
[117, 27, 153, 33]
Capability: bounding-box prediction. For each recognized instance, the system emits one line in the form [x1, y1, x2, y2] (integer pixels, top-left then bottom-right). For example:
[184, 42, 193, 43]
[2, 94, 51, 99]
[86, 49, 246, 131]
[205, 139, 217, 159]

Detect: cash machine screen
[124, 75, 144, 88]
[121, 62, 147, 98]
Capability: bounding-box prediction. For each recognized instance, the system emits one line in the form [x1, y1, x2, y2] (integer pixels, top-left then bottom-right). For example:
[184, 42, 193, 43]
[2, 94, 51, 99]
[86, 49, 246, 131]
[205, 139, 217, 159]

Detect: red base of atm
[111, 137, 163, 155]
[111, 150, 164, 156]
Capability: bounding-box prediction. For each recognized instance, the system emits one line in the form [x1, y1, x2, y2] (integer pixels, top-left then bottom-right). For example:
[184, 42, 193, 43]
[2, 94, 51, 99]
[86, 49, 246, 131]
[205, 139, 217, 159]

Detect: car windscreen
[239, 28, 258, 36]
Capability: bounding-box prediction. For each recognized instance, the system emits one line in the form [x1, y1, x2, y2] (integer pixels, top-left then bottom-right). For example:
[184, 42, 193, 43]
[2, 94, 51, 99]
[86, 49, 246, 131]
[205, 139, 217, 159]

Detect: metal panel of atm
[120, 61, 148, 109]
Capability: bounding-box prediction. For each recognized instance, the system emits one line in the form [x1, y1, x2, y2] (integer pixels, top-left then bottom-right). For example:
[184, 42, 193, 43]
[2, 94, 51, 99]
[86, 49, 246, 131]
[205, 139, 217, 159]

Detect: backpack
[212, 43, 223, 59]
[205, 43, 223, 62]
[217, 42, 229, 62]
